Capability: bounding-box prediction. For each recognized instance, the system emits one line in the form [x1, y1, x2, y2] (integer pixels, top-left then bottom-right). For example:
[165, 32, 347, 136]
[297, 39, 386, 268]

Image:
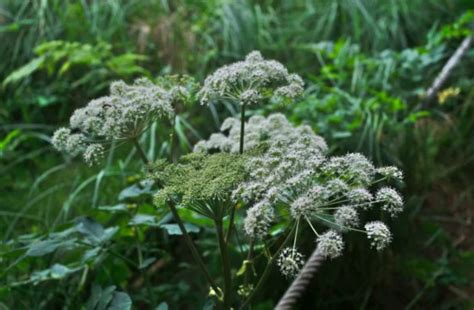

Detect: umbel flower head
[198, 51, 304, 106]
[277, 247, 305, 278]
[316, 230, 344, 259]
[365, 221, 392, 251]
[244, 200, 274, 239]
[193, 113, 404, 274]
[376, 187, 403, 217]
[151, 153, 247, 220]
[195, 114, 404, 249]
[52, 78, 176, 165]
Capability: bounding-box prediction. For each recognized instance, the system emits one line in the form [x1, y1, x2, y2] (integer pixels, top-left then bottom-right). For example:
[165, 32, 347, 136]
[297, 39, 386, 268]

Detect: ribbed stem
[216, 219, 232, 309]
[167, 201, 220, 295]
[225, 202, 238, 243]
[240, 224, 297, 309]
[132, 138, 150, 164]
[239, 103, 246, 154]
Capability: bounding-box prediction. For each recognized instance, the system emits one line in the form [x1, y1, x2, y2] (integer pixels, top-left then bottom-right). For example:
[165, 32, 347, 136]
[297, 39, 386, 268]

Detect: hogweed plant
[49, 51, 404, 308]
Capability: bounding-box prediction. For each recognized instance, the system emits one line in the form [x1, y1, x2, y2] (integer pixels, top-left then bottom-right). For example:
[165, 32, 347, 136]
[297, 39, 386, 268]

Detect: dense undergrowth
[0, 1, 473, 309]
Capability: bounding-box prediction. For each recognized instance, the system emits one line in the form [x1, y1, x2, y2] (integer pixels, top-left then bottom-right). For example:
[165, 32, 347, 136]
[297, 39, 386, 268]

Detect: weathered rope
[275, 249, 325, 309]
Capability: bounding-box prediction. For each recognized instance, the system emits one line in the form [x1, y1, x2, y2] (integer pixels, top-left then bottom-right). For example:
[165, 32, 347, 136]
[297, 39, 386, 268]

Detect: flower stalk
[216, 219, 233, 309]
[167, 200, 221, 296]
[133, 125, 224, 301]
[239, 103, 246, 154]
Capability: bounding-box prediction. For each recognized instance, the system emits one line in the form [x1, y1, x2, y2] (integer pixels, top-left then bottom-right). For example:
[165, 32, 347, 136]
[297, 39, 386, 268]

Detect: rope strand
[275, 248, 325, 310]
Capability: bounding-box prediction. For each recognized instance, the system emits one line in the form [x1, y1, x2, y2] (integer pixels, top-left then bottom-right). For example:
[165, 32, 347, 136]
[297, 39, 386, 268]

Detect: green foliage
[86, 285, 132, 310]
[1, 1, 474, 309]
[3, 40, 148, 99]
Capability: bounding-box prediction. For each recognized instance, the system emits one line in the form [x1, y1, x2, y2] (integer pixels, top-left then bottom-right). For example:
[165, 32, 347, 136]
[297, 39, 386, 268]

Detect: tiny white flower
[83, 144, 105, 166]
[377, 166, 403, 182]
[244, 200, 274, 239]
[347, 188, 373, 209]
[365, 221, 392, 251]
[376, 187, 403, 217]
[277, 247, 305, 278]
[334, 206, 359, 231]
[316, 230, 344, 259]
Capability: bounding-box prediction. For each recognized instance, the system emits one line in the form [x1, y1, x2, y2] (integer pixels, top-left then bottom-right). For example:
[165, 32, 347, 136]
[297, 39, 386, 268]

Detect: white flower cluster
[376, 166, 403, 182]
[277, 247, 305, 278]
[365, 221, 392, 251]
[194, 113, 327, 156]
[316, 230, 345, 259]
[52, 78, 175, 165]
[194, 113, 404, 275]
[334, 206, 359, 231]
[243, 200, 275, 239]
[198, 51, 304, 105]
[376, 187, 403, 217]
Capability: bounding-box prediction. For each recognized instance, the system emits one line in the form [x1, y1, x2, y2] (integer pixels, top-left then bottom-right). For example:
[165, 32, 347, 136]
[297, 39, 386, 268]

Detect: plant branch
[225, 202, 238, 243]
[240, 224, 297, 309]
[132, 138, 150, 164]
[243, 239, 255, 287]
[216, 219, 233, 309]
[239, 103, 246, 154]
[167, 200, 220, 295]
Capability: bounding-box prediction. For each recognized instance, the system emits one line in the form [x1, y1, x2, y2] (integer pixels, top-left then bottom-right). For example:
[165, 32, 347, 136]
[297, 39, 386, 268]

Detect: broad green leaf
[26, 238, 76, 257]
[75, 217, 118, 245]
[3, 56, 45, 86]
[118, 180, 154, 201]
[108, 292, 132, 310]
[30, 264, 80, 284]
[86, 285, 132, 310]
[129, 214, 160, 227]
[155, 302, 168, 310]
[97, 286, 116, 310]
[98, 204, 129, 213]
[139, 257, 157, 270]
[160, 223, 199, 235]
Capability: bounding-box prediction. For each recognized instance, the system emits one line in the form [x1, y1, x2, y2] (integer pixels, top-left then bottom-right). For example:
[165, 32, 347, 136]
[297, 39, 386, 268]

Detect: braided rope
[275, 249, 325, 310]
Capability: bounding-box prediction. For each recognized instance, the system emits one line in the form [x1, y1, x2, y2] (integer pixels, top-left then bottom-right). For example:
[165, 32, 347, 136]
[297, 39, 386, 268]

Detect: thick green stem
[239, 104, 246, 154]
[243, 239, 254, 286]
[132, 128, 220, 299]
[134, 225, 155, 305]
[132, 138, 150, 164]
[169, 116, 177, 163]
[167, 201, 220, 295]
[216, 220, 232, 309]
[225, 202, 238, 243]
[239, 224, 297, 309]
